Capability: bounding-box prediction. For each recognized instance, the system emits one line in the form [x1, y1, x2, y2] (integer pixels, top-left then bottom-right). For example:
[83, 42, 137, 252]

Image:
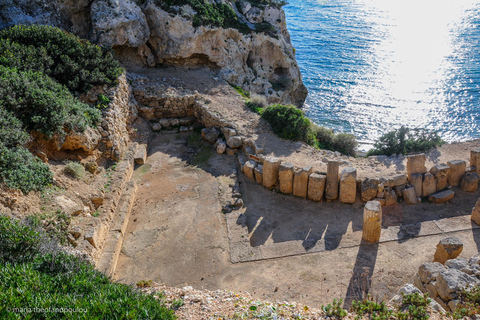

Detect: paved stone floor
[114, 131, 480, 307]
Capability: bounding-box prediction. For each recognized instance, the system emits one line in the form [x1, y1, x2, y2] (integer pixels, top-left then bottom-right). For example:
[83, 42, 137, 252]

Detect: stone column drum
[325, 160, 339, 200]
[362, 200, 382, 243]
[293, 166, 313, 198]
[339, 167, 357, 204]
[308, 173, 326, 201]
[262, 157, 281, 189]
[447, 160, 466, 186]
[279, 162, 294, 194]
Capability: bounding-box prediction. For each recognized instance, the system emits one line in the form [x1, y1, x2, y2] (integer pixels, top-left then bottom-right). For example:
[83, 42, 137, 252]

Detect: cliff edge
[0, 0, 308, 106]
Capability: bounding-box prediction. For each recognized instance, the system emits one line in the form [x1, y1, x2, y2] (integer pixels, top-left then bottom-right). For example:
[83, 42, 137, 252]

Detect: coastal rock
[91, 0, 150, 48]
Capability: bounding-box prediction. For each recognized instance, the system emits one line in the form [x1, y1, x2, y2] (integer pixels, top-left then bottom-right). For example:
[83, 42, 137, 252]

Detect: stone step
[96, 181, 137, 277]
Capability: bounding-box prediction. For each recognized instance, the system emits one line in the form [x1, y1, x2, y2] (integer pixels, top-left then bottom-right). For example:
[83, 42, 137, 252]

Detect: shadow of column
[344, 239, 379, 309]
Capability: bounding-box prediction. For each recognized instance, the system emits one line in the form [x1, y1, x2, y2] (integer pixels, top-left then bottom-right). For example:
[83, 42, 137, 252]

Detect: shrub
[245, 93, 267, 114]
[64, 161, 86, 180]
[0, 24, 123, 94]
[0, 66, 101, 137]
[351, 296, 393, 320]
[0, 215, 42, 264]
[0, 108, 29, 148]
[367, 126, 444, 156]
[262, 104, 312, 142]
[0, 214, 176, 319]
[333, 133, 357, 157]
[312, 126, 334, 150]
[232, 84, 250, 98]
[0, 147, 53, 193]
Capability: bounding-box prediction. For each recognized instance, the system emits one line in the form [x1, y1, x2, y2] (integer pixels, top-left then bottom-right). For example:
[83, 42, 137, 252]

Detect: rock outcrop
[0, 0, 307, 107]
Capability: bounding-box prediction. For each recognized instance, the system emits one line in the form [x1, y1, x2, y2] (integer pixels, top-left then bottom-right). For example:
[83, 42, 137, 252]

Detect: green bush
[351, 296, 393, 320]
[0, 24, 123, 94]
[0, 215, 42, 264]
[0, 108, 29, 149]
[312, 126, 334, 150]
[0, 147, 53, 193]
[246, 94, 267, 114]
[0, 215, 176, 320]
[367, 126, 444, 156]
[332, 133, 357, 157]
[262, 104, 313, 142]
[64, 161, 86, 180]
[397, 292, 430, 320]
[0, 66, 101, 137]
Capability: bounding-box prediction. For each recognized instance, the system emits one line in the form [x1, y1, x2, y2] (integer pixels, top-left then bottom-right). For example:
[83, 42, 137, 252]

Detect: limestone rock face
[143, 3, 307, 106]
[91, 0, 150, 48]
[59, 127, 101, 153]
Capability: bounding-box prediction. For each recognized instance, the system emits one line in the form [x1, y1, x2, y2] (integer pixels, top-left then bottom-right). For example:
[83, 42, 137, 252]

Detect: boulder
[361, 178, 379, 202]
[325, 161, 340, 200]
[307, 173, 326, 202]
[293, 166, 313, 199]
[91, 0, 150, 47]
[428, 190, 455, 204]
[460, 172, 480, 192]
[407, 154, 427, 180]
[402, 187, 417, 205]
[227, 136, 243, 149]
[430, 163, 451, 191]
[447, 160, 466, 186]
[436, 269, 479, 301]
[339, 167, 357, 204]
[262, 157, 281, 189]
[434, 236, 463, 264]
[60, 127, 101, 153]
[362, 200, 382, 243]
[445, 258, 469, 270]
[422, 173, 436, 197]
[418, 262, 447, 284]
[409, 173, 423, 197]
[279, 162, 294, 194]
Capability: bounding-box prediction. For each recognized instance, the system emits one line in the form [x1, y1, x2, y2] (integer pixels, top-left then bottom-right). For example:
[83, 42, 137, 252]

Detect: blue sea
[283, 0, 480, 149]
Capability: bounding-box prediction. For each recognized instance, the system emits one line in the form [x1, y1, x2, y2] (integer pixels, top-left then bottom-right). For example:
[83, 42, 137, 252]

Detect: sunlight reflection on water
[284, 0, 480, 149]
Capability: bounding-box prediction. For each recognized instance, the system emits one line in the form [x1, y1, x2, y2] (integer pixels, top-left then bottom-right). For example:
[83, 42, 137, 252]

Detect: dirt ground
[114, 130, 480, 309]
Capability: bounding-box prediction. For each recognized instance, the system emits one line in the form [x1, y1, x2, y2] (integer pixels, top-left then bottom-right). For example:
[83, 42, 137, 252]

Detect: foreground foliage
[0, 215, 176, 319]
[367, 126, 444, 156]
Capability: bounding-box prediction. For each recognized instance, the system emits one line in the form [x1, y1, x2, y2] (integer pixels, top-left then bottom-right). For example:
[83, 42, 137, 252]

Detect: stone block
[447, 160, 466, 186]
[339, 167, 357, 204]
[293, 166, 313, 199]
[418, 262, 446, 284]
[407, 154, 427, 180]
[362, 201, 382, 243]
[434, 236, 463, 264]
[308, 173, 326, 201]
[134, 144, 147, 165]
[254, 165, 263, 184]
[385, 190, 398, 206]
[325, 160, 339, 200]
[262, 157, 281, 189]
[430, 163, 451, 191]
[393, 174, 407, 186]
[461, 172, 480, 192]
[471, 198, 480, 226]
[394, 185, 406, 198]
[422, 173, 436, 197]
[227, 136, 243, 149]
[428, 190, 455, 204]
[221, 127, 237, 140]
[471, 149, 480, 174]
[410, 173, 423, 197]
[361, 178, 379, 202]
[402, 187, 417, 205]
[279, 162, 294, 194]
[244, 160, 256, 181]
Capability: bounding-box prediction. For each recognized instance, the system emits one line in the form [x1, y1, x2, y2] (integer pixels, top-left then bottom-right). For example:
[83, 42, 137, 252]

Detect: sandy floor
[114, 131, 480, 308]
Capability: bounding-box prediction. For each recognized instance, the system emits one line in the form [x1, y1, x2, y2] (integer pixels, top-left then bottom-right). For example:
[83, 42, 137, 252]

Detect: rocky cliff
[0, 0, 307, 106]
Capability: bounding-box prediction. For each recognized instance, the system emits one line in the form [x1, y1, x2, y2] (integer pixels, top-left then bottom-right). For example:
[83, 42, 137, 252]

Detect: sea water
[283, 0, 480, 148]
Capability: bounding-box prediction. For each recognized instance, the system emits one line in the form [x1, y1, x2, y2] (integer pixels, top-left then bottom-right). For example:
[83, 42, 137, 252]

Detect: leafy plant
[262, 104, 314, 143]
[451, 286, 480, 319]
[397, 292, 430, 320]
[0, 215, 42, 264]
[96, 94, 110, 109]
[64, 161, 86, 180]
[0, 108, 29, 148]
[246, 93, 267, 114]
[367, 126, 444, 156]
[232, 84, 251, 98]
[351, 296, 393, 320]
[0, 147, 53, 193]
[0, 24, 123, 94]
[322, 299, 348, 319]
